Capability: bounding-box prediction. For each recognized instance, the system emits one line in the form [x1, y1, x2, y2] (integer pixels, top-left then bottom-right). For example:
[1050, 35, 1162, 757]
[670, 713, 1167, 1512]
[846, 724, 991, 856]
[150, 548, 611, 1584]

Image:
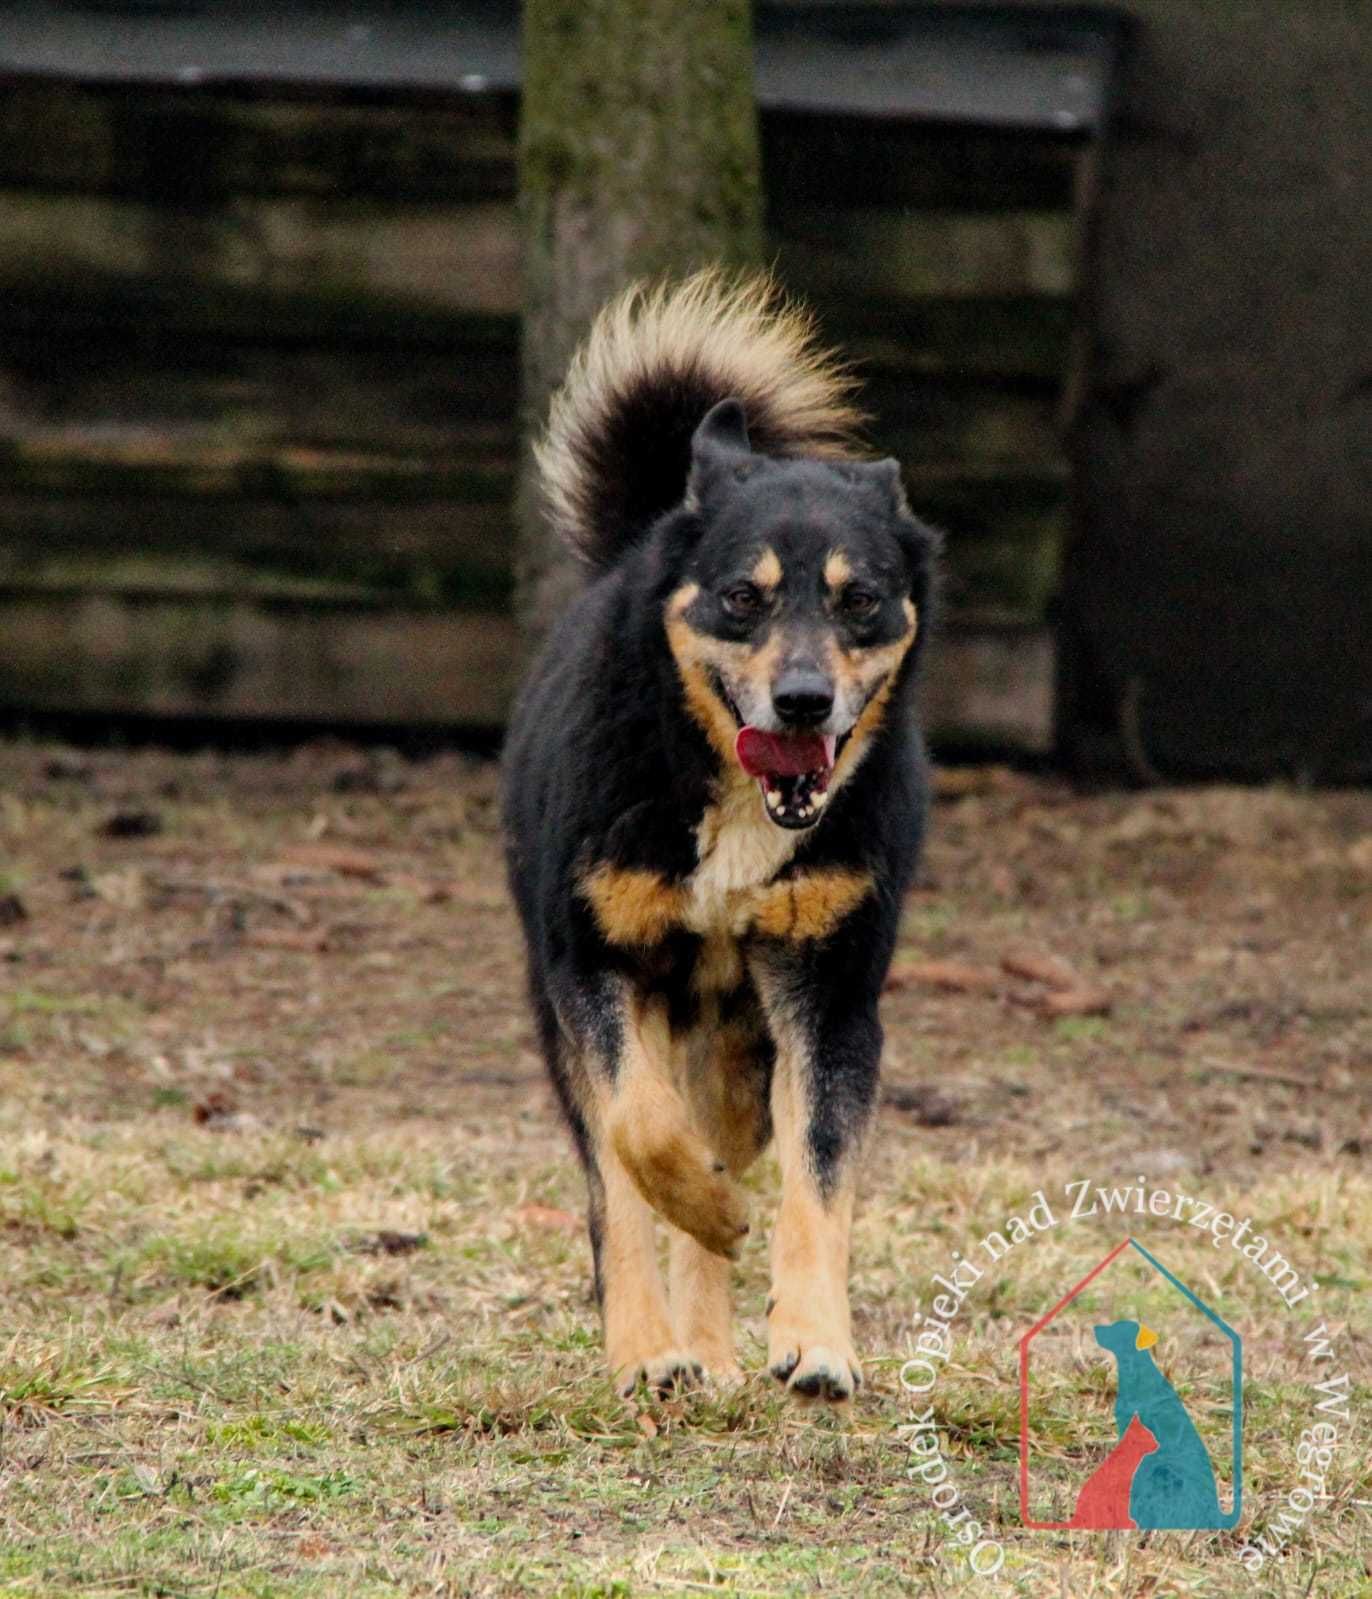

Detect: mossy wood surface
[0, 77, 1076, 744]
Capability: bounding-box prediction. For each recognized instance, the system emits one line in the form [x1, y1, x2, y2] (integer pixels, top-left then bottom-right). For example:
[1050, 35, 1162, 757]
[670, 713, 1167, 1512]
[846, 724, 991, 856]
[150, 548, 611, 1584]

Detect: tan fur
[752, 869, 874, 941]
[752, 967, 863, 1397]
[685, 775, 805, 936]
[603, 996, 750, 1260]
[829, 598, 920, 791]
[537, 270, 865, 561]
[579, 863, 685, 947]
[664, 589, 788, 774]
[664, 585, 740, 769]
[668, 1231, 740, 1378]
[663, 1011, 771, 1379]
[664, 585, 810, 933]
[596, 1132, 690, 1390]
[752, 546, 783, 589]
[824, 549, 853, 589]
[693, 930, 744, 994]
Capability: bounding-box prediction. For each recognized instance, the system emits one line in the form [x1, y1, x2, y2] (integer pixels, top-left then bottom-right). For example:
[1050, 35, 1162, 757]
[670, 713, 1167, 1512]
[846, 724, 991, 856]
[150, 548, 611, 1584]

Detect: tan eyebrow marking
[824, 549, 853, 589]
[751, 546, 783, 588]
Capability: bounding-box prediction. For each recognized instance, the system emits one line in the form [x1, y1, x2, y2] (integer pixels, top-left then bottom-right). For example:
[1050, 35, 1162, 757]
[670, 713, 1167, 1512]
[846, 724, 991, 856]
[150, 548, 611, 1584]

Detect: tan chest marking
[578, 864, 685, 947]
[683, 773, 803, 937]
[579, 798, 870, 954]
[752, 868, 875, 941]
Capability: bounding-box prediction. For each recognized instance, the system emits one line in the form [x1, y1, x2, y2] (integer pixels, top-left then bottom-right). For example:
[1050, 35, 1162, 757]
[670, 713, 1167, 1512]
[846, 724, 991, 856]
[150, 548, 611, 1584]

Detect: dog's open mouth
[734, 726, 837, 829]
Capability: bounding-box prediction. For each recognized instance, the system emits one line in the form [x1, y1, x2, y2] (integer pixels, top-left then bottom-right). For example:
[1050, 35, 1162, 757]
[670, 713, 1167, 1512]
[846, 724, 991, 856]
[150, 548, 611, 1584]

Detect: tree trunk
[516, 0, 762, 650]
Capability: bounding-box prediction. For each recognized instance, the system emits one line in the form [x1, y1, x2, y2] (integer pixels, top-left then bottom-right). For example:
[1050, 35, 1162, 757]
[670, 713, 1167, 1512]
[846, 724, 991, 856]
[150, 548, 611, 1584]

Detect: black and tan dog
[503, 272, 937, 1402]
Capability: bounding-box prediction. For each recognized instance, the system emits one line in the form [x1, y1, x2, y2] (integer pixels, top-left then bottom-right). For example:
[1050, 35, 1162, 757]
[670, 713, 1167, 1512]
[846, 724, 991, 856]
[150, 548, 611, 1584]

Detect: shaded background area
[0, 2, 1366, 768]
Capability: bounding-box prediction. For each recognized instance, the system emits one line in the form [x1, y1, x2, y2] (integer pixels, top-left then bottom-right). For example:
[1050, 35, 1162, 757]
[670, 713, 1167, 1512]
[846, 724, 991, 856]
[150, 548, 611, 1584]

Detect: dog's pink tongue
[735, 725, 834, 779]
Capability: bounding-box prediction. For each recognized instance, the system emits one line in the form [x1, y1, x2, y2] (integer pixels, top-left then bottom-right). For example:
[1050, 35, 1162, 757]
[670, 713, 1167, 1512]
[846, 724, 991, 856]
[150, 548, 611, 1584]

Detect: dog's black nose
[773, 668, 835, 726]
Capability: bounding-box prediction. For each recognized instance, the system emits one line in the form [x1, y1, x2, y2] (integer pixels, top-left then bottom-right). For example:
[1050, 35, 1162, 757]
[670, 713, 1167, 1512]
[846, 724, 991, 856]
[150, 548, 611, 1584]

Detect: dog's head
[664, 399, 937, 830]
[1095, 1319, 1159, 1356]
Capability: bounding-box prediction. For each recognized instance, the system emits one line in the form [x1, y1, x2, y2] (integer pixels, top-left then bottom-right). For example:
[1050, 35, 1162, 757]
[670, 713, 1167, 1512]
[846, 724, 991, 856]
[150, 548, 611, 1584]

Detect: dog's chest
[682, 779, 801, 939]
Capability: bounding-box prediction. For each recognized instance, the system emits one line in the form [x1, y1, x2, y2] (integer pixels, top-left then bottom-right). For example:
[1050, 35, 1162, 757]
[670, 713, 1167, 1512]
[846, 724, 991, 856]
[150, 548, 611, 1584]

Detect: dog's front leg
[602, 991, 751, 1260]
[751, 960, 878, 1402]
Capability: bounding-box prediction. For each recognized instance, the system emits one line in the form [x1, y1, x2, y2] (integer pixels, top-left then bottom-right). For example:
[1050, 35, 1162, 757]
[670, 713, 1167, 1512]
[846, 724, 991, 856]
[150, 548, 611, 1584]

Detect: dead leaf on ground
[278, 844, 387, 881]
[514, 1204, 581, 1233]
[246, 927, 332, 953]
[98, 809, 163, 839]
[1001, 948, 1083, 990]
[43, 755, 94, 783]
[636, 1411, 659, 1438]
[884, 959, 1001, 994]
[90, 868, 148, 911]
[1347, 836, 1372, 873]
[389, 872, 454, 904]
[191, 1095, 261, 1133]
[882, 1084, 962, 1126]
[1037, 987, 1113, 1019]
[932, 765, 1023, 801]
[347, 1229, 429, 1256]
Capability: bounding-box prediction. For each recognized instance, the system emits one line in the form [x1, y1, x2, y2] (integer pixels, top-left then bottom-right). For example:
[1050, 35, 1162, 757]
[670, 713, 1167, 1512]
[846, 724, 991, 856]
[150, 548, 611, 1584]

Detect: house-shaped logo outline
[1017, 1236, 1243, 1529]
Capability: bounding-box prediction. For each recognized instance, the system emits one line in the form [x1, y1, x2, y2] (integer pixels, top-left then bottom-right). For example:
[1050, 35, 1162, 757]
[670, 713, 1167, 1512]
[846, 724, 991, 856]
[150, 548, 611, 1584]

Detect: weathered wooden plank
[763, 113, 1078, 212]
[1, 272, 1069, 387]
[940, 520, 1064, 622]
[0, 81, 519, 202]
[0, 499, 514, 608]
[0, 268, 515, 349]
[0, 84, 1074, 214]
[0, 582, 1049, 749]
[0, 190, 1074, 328]
[0, 336, 518, 441]
[0, 495, 1061, 627]
[771, 206, 1076, 303]
[827, 299, 1073, 382]
[0, 431, 511, 501]
[0, 190, 521, 316]
[0, 445, 1058, 522]
[866, 385, 1060, 466]
[0, 590, 519, 726]
[919, 622, 1054, 753]
[0, 436, 1061, 614]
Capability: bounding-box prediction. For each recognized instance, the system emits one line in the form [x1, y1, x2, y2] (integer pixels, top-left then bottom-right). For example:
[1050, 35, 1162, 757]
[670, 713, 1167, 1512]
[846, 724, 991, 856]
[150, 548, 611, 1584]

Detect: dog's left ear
[685, 398, 752, 509]
[854, 457, 942, 598]
[849, 456, 909, 512]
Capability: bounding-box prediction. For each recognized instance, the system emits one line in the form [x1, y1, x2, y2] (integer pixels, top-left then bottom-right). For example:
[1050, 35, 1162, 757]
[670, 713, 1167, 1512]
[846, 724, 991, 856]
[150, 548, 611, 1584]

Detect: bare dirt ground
[0, 737, 1367, 1596]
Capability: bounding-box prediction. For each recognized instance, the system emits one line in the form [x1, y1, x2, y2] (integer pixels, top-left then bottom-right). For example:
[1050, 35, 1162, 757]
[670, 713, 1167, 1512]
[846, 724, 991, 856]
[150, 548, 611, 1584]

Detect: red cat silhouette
[1069, 1414, 1159, 1528]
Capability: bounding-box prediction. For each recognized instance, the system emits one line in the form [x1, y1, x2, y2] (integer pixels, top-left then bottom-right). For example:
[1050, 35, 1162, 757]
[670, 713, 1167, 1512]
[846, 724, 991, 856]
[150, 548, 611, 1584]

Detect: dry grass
[0, 739, 1368, 1596]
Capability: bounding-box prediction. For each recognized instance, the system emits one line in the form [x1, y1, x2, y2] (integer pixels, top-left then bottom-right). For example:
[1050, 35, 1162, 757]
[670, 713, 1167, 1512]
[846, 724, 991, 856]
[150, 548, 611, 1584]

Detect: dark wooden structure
[0, 3, 1130, 751]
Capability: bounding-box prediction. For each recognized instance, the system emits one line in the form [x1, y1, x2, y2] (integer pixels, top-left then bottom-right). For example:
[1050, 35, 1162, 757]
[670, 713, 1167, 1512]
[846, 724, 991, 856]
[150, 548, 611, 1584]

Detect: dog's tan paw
[768, 1337, 862, 1403]
[683, 1168, 751, 1260]
[614, 1347, 705, 1400]
[612, 1127, 750, 1259]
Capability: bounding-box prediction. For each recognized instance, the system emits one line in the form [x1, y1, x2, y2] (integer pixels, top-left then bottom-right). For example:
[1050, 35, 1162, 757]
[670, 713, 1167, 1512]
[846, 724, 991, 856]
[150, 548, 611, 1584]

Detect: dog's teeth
[766, 787, 782, 805]
[813, 790, 829, 807]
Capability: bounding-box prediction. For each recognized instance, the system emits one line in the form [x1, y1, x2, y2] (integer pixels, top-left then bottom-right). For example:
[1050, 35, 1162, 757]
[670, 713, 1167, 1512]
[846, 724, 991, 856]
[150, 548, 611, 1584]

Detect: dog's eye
[722, 584, 765, 618]
[840, 586, 880, 619]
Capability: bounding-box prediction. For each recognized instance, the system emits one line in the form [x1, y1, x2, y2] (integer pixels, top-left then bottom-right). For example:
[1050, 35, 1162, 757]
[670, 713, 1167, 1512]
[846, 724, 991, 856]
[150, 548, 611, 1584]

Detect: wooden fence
[0, 82, 1081, 747]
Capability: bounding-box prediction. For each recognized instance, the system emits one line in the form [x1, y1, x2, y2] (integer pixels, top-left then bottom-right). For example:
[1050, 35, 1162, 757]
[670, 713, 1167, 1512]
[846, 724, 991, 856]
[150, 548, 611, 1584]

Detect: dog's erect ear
[850, 456, 910, 512]
[851, 456, 941, 599]
[686, 398, 752, 508]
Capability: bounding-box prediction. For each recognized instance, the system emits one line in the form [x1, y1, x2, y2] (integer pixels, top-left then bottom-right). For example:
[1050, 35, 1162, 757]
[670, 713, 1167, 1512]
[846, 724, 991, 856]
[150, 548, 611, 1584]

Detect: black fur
[504, 300, 938, 1379]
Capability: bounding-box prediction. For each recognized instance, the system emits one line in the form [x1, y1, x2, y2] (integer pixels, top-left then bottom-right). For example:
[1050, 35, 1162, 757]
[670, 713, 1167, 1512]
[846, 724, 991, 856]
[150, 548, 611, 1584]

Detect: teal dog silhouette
[1094, 1319, 1237, 1528]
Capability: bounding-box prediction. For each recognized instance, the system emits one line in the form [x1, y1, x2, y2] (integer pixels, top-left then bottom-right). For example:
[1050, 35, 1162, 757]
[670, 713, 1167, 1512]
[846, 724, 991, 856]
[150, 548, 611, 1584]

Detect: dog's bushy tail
[535, 269, 865, 570]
